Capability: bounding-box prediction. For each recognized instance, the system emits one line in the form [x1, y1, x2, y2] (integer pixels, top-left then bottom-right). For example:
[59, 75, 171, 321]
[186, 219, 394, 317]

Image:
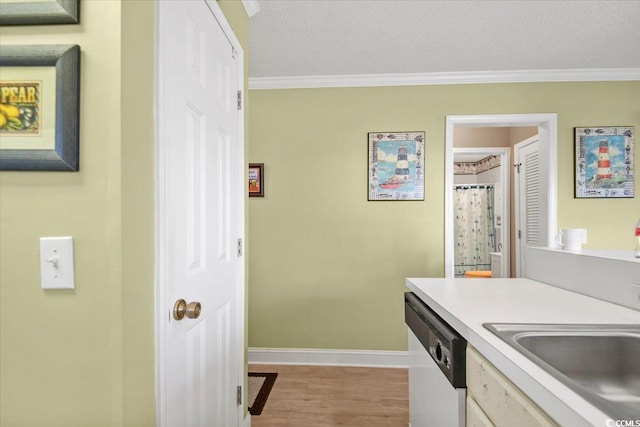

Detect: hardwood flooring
[248, 364, 408, 427]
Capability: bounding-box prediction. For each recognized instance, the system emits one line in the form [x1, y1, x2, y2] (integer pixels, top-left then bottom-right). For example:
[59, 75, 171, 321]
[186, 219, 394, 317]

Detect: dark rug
[248, 372, 277, 416]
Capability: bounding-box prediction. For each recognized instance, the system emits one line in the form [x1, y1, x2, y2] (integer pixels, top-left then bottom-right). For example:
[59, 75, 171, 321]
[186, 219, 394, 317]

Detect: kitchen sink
[483, 323, 640, 420]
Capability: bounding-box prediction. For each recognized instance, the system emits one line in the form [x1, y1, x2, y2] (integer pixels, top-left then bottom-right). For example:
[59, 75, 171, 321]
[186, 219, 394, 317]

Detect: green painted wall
[248, 81, 640, 351]
[0, 1, 248, 426]
[121, 0, 155, 425]
[0, 1, 128, 424]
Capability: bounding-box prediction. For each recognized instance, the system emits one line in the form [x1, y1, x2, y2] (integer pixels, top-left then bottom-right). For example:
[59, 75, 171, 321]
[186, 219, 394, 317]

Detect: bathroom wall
[477, 165, 502, 184]
[454, 127, 511, 147]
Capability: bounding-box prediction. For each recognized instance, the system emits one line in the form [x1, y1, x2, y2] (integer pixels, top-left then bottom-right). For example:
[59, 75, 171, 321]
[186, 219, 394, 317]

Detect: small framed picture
[248, 163, 264, 197]
[575, 126, 634, 198]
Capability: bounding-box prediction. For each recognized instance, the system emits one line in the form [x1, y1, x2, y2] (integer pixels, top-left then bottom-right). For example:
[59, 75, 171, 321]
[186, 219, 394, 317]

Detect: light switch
[40, 236, 74, 289]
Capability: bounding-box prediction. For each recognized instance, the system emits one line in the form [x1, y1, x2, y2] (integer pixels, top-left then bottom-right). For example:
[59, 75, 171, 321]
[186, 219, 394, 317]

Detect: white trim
[242, 0, 260, 17]
[248, 348, 409, 368]
[244, 413, 251, 427]
[444, 114, 558, 279]
[249, 68, 640, 90]
[155, 3, 168, 425]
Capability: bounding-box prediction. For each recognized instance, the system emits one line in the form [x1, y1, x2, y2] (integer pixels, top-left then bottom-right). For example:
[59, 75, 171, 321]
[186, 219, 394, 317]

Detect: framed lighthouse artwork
[368, 131, 425, 201]
[575, 126, 634, 198]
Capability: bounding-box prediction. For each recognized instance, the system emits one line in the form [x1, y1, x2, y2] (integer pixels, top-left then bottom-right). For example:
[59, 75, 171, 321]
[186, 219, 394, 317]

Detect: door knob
[173, 299, 202, 320]
[185, 301, 201, 319]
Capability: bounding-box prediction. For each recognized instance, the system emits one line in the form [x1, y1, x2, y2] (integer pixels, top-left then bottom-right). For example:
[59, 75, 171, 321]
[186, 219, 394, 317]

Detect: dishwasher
[404, 292, 466, 427]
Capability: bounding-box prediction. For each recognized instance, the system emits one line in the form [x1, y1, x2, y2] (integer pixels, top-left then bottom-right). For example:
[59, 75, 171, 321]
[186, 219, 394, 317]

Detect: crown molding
[249, 68, 640, 90]
[242, 0, 260, 17]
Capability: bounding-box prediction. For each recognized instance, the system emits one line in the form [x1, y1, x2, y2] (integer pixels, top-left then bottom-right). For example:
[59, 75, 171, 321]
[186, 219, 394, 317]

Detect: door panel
[186, 323, 206, 427]
[186, 104, 206, 272]
[158, 1, 242, 425]
[215, 301, 232, 426]
[216, 130, 231, 262]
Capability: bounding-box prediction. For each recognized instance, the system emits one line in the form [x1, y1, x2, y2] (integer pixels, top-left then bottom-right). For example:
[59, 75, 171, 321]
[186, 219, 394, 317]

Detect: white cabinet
[466, 346, 558, 427]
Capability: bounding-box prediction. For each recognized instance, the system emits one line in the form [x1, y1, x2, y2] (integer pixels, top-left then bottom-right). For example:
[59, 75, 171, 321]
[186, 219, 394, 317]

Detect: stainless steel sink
[483, 323, 640, 420]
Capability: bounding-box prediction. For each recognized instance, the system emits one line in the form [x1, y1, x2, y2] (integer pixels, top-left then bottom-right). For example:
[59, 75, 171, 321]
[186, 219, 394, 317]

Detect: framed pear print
[0, 44, 80, 171]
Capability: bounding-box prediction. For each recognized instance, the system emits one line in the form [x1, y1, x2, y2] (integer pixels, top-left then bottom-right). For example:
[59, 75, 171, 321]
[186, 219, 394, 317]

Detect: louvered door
[514, 137, 547, 277]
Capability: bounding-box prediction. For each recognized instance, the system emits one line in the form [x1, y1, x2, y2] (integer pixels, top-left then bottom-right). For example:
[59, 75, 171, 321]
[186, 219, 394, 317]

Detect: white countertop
[405, 277, 640, 427]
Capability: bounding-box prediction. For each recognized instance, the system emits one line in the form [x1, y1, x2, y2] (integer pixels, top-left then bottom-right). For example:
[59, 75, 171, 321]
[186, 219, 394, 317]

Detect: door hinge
[237, 90, 242, 110]
[237, 385, 242, 406]
[518, 230, 522, 239]
[237, 238, 243, 257]
[514, 162, 521, 173]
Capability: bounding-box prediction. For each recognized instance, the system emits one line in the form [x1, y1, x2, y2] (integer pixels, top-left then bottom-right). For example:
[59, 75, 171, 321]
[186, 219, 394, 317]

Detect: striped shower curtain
[454, 186, 496, 277]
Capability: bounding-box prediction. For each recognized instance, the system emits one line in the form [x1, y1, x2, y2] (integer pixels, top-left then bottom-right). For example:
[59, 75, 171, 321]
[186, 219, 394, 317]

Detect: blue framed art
[575, 126, 634, 198]
[368, 131, 425, 201]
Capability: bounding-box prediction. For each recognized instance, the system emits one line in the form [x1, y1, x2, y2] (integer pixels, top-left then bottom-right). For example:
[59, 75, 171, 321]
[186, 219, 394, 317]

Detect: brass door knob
[185, 301, 201, 319]
[173, 299, 187, 320]
[173, 299, 202, 320]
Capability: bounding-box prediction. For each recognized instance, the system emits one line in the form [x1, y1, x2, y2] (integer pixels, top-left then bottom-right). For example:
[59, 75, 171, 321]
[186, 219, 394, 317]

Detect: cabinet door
[466, 346, 558, 427]
[467, 396, 495, 427]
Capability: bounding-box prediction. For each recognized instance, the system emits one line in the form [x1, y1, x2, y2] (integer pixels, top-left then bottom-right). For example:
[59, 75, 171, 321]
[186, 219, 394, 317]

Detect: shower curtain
[454, 185, 496, 277]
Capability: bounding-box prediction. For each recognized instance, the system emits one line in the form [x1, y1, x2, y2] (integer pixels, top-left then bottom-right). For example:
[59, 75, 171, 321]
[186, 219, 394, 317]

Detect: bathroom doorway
[444, 114, 558, 279]
[453, 148, 509, 278]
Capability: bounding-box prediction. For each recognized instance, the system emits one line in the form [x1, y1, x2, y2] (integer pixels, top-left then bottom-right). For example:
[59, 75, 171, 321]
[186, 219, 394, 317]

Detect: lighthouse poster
[575, 126, 634, 198]
[368, 132, 425, 201]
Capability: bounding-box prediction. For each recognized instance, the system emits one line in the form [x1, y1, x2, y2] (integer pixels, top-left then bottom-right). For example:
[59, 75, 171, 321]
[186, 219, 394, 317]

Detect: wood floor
[248, 364, 408, 427]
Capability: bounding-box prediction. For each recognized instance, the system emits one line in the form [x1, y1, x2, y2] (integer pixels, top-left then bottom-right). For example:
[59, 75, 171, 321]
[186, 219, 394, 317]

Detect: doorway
[444, 114, 558, 279]
[453, 147, 509, 278]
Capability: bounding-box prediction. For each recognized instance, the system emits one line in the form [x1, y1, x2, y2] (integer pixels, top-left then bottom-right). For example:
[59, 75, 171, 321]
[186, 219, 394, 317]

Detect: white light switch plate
[40, 236, 74, 289]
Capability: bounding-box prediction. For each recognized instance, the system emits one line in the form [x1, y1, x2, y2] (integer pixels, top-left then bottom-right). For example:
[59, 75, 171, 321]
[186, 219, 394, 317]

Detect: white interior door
[514, 136, 545, 278]
[157, 1, 243, 426]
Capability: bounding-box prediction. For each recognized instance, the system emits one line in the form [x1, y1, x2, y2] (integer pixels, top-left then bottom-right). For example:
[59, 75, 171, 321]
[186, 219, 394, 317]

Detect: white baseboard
[248, 347, 409, 368]
[244, 412, 251, 427]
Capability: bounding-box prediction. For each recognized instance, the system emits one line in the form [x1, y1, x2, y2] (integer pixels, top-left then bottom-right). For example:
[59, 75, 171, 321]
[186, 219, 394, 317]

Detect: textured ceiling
[249, 0, 640, 79]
